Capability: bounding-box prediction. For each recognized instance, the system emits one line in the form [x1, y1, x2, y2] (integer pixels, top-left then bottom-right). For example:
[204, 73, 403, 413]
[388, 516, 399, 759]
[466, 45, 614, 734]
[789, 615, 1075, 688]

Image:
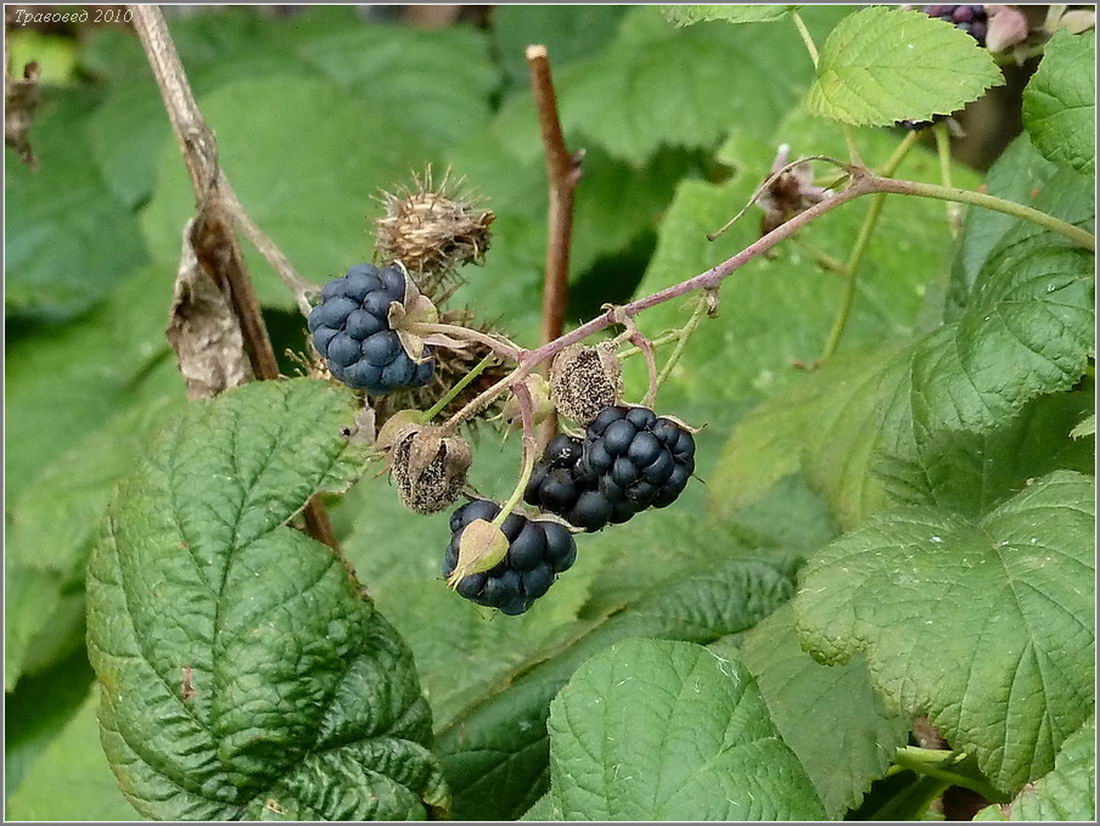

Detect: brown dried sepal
[389, 424, 472, 515]
[385, 262, 441, 363]
[550, 342, 624, 426]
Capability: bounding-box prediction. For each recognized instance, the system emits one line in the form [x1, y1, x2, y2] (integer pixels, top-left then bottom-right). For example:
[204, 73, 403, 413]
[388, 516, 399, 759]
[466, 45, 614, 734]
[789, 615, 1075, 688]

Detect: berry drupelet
[308, 263, 435, 395]
[525, 406, 696, 532]
[442, 499, 577, 615]
[923, 5, 988, 46]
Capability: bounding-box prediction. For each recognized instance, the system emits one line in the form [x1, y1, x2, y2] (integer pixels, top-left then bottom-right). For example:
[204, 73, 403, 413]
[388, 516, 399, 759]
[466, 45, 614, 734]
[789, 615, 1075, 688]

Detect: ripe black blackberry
[442, 500, 577, 615]
[308, 263, 435, 395]
[922, 5, 988, 46]
[525, 407, 696, 532]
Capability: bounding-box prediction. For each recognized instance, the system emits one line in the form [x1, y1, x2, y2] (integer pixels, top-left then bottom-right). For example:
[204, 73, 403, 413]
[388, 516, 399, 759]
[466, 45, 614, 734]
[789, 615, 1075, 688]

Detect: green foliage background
[5, 5, 1094, 822]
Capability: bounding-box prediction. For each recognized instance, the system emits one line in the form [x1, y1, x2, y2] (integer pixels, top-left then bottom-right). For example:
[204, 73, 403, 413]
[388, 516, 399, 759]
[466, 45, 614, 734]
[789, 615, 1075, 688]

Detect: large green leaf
[85, 378, 448, 819]
[875, 384, 1095, 518]
[805, 6, 1003, 126]
[662, 5, 791, 26]
[891, 189, 1094, 449]
[735, 604, 909, 817]
[707, 349, 895, 526]
[545, 638, 826, 820]
[5, 87, 148, 321]
[435, 555, 801, 820]
[974, 715, 1096, 821]
[795, 470, 1096, 794]
[1023, 31, 1096, 175]
[5, 264, 184, 689]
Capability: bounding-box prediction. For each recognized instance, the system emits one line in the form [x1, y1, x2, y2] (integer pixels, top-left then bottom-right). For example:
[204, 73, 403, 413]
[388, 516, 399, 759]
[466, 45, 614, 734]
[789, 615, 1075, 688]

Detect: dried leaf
[166, 217, 253, 399]
[5, 60, 40, 169]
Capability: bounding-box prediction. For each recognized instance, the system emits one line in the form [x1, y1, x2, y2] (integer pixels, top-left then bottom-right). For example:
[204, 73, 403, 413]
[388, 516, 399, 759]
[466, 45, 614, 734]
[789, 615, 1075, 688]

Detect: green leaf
[5, 87, 148, 321]
[905, 230, 1094, 443]
[1023, 31, 1096, 175]
[491, 5, 851, 166]
[946, 134, 1059, 320]
[662, 5, 791, 26]
[805, 7, 1003, 126]
[707, 350, 894, 526]
[5, 565, 65, 693]
[1070, 412, 1096, 439]
[6, 693, 140, 821]
[521, 792, 562, 821]
[85, 378, 448, 819]
[293, 23, 496, 148]
[435, 555, 801, 820]
[795, 470, 1096, 794]
[736, 604, 909, 817]
[545, 638, 826, 820]
[876, 385, 1095, 518]
[974, 715, 1095, 821]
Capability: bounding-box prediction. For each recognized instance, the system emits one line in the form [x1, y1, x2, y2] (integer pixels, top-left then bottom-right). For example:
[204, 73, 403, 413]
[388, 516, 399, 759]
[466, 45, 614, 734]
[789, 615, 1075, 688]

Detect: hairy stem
[789, 9, 819, 66]
[893, 747, 1007, 803]
[631, 332, 658, 408]
[655, 297, 708, 389]
[491, 381, 537, 529]
[872, 177, 1096, 250]
[933, 122, 961, 237]
[440, 162, 1094, 427]
[130, 4, 338, 556]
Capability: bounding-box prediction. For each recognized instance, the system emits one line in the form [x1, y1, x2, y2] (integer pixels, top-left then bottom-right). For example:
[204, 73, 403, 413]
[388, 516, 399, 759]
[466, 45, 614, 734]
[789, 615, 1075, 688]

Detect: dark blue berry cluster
[923, 5, 988, 46]
[525, 405, 695, 532]
[309, 263, 434, 395]
[442, 499, 577, 615]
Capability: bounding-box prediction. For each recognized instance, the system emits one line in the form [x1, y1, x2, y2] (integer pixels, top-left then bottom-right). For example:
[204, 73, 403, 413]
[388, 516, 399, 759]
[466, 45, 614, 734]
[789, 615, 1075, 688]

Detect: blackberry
[524, 407, 695, 532]
[922, 5, 988, 46]
[442, 500, 577, 615]
[308, 263, 435, 395]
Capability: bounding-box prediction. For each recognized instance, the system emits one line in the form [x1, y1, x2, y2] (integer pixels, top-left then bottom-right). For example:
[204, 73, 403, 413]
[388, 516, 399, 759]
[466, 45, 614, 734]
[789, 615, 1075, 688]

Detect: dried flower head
[374, 167, 494, 297]
[755, 144, 833, 236]
[550, 342, 623, 426]
[389, 424, 472, 515]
